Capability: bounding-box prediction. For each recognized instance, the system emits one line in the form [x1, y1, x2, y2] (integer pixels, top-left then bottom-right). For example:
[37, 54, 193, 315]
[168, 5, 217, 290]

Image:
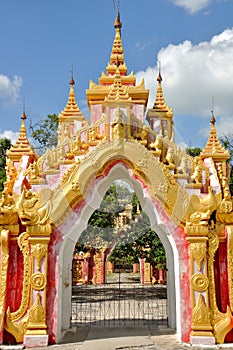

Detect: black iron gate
[71, 282, 167, 326]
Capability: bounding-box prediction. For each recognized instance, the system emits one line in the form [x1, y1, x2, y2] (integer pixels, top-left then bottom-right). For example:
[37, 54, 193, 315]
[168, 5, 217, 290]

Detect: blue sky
[1, 0, 233, 148]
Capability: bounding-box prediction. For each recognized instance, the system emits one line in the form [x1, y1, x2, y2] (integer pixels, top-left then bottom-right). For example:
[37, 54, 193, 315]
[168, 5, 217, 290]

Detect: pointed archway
[45, 140, 191, 343]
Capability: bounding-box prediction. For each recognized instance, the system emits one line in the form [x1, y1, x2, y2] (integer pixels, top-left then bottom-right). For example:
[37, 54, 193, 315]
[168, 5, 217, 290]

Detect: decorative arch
[45, 141, 191, 344]
[50, 140, 189, 228]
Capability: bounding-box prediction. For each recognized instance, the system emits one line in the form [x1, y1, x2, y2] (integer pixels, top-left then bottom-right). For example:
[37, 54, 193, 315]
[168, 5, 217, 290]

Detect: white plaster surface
[23, 335, 48, 348]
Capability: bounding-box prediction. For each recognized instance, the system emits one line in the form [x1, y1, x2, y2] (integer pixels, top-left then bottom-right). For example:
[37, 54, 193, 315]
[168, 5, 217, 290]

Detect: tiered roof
[86, 12, 148, 107]
[104, 69, 132, 103]
[7, 111, 35, 161]
[200, 112, 229, 161]
[147, 71, 173, 120]
[59, 77, 86, 124]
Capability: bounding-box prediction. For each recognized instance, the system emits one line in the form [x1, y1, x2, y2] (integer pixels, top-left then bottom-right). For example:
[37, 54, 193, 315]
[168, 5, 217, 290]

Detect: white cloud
[135, 28, 233, 137]
[0, 74, 23, 105]
[171, 0, 212, 14]
[0, 130, 19, 144]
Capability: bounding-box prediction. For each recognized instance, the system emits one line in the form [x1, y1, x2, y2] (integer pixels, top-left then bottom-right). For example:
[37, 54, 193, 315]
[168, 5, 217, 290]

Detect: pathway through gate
[71, 272, 167, 327]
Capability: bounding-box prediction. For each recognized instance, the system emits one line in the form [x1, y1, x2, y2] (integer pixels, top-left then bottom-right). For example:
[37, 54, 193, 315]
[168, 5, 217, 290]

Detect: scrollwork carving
[31, 272, 46, 291]
[191, 273, 209, 292]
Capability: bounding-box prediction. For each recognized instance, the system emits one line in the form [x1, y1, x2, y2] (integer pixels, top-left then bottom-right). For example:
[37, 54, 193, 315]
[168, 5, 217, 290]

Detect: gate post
[185, 224, 215, 345]
[23, 224, 51, 348]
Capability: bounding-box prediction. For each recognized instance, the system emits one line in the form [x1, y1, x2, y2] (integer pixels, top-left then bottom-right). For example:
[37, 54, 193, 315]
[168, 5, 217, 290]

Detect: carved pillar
[23, 224, 51, 348]
[93, 252, 102, 285]
[185, 225, 215, 344]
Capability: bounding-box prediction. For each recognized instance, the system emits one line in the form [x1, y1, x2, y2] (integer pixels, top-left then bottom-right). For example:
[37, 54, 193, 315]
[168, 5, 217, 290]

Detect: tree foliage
[76, 182, 166, 269]
[186, 147, 202, 157]
[29, 114, 59, 153]
[0, 138, 12, 193]
[219, 134, 233, 193]
[219, 134, 233, 164]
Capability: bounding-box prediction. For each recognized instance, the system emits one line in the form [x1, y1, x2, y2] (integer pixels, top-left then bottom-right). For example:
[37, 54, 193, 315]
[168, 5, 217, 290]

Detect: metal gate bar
[71, 284, 167, 326]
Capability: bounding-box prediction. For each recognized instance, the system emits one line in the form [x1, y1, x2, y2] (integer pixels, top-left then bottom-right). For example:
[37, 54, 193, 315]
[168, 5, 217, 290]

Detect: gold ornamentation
[72, 180, 80, 192]
[31, 243, 48, 270]
[207, 229, 233, 343]
[0, 229, 9, 331]
[5, 307, 24, 342]
[190, 157, 203, 184]
[27, 293, 47, 330]
[10, 232, 31, 321]
[227, 227, 233, 309]
[31, 272, 46, 291]
[18, 186, 53, 225]
[5, 232, 31, 341]
[214, 306, 233, 344]
[93, 253, 102, 284]
[185, 187, 218, 227]
[192, 294, 211, 328]
[190, 242, 206, 270]
[0, 188, 18, 225]
[49, 140, 190, 227]
[24, 160, 45, 184]
[191, 273, 209, 292]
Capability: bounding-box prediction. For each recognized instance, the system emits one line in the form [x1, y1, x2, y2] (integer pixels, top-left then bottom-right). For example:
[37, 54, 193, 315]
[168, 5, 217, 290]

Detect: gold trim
[31, 272, 46, 291]
[191, 273, 209, 292]
[7, 232, 31, 322]
[0, 229, 9, 331]
[227, 226, 233, 309]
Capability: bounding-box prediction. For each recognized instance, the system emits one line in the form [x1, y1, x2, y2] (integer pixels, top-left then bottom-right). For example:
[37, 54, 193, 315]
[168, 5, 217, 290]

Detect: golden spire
[200, 111, 229, 161]
[59, 75, 86, 124]
[147, 68, 173, 136]
[152, 70, 173, 117]
[7, 110, 35, 161]
[105, 69, 132, 103]
[86, 13, 149, 108]
[106, 11, 127, 76]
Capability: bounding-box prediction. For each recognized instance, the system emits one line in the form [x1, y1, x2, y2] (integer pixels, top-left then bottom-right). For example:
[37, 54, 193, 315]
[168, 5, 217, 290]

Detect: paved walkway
[17, 325, 232, 350]
[3, 325, 233, 349]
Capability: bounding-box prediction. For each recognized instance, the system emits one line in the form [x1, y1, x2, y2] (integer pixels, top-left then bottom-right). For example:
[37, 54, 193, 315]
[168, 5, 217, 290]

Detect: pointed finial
[70, 65, 75, 85]
[210, 97, 215, 125]
[21, 98, 26, 120]
[113, 0, 121, 16]
[210, 110, 216, 125]
[157, 61, 162, 83]
[114, 11, 122, 29]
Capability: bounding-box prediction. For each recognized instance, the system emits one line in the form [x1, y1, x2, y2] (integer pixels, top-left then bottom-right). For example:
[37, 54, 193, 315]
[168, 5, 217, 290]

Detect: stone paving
[3, 326, 233, 350]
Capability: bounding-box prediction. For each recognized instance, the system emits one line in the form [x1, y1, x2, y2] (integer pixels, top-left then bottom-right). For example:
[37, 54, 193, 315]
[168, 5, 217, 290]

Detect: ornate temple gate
[1, 10, 233, 349]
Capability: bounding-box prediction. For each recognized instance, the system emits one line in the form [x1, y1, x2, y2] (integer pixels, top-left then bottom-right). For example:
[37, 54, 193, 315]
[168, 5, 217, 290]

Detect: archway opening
[57, 163, 180, 342]
[71, 181, 168, 326]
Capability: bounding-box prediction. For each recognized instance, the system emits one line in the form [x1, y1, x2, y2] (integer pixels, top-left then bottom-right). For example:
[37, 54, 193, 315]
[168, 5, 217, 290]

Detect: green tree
[0, 138, 12, 193]
[109, 212, 166, 269]
[76, 182, 166, 270]
[29, 114, 59, 153]
[186, 147, 202, 157]
[219, 134, 233, 194]
[219, 135, 233, 163]
[78, 182, 133, 249]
